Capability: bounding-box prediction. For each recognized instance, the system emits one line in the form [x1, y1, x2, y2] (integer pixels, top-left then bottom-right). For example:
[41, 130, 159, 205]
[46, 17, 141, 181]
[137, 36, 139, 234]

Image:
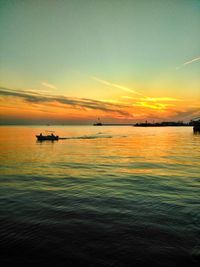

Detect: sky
[0, 0, 200, 124]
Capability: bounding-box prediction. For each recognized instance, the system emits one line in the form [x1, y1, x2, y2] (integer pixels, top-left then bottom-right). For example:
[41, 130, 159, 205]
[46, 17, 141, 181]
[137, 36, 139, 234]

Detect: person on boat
[40, 133, 42, 136]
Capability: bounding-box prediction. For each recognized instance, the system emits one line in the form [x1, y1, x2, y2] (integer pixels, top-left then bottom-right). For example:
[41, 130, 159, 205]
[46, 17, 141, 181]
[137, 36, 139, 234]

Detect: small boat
[93, 118, 102, 126]
[93, 122, 102, 126]
[36, 131, 59, 141]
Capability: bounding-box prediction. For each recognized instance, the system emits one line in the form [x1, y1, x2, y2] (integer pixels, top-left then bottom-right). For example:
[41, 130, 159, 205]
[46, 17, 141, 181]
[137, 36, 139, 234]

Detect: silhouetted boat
[93, 118, 102, 126]
[93, 122, 102, 126]
[36, 131, 59, 141]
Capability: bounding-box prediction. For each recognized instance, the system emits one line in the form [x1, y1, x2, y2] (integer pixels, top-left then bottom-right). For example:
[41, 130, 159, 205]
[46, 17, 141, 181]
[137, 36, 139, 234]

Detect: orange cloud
[1, 87, 199, 123]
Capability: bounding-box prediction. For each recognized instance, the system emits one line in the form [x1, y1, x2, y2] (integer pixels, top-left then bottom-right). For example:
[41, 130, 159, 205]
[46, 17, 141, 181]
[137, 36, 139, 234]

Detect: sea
[0, 125, 200, 267]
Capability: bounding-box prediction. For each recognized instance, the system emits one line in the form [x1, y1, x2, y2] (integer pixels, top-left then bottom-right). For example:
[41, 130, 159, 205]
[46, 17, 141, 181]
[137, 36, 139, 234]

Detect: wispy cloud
[1, 86, 198, 122]
[0, 87, 132, 117]
[92, 76, 183, 105]
[122, 96, 182, 102]
[41, 81, 57, 90]
[176, 56, 200, 69]
[169, 108, 200, 121]
[90, 75, 184, 113]
[133, 102, 173, 110]
[142, 97, 182, 102]
[91, 76, 142, 95]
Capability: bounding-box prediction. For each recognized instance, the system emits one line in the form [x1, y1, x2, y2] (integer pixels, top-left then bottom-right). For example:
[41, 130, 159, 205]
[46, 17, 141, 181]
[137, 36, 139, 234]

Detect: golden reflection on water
[0, 125, 199, 178]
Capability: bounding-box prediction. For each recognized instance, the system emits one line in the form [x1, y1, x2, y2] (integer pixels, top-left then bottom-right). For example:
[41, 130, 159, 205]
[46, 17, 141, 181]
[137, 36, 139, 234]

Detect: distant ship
[193, 125, 200, 133]
[36, 131, 59, 141]
[93, 118, 102, 126]
[193, 120, 200, 133]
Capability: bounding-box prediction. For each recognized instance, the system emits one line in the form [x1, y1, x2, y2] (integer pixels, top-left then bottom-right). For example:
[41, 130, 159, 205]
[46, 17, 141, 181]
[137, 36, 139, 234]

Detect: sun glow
[0, 0, 199, 124]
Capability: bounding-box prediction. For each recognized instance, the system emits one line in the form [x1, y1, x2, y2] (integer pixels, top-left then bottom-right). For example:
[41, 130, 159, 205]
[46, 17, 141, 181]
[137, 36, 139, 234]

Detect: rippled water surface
[0, 126, 200, 266]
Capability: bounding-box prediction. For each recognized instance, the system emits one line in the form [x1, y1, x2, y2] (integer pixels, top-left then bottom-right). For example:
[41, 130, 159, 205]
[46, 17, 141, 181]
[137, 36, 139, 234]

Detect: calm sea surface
[0, 126, 200, 266]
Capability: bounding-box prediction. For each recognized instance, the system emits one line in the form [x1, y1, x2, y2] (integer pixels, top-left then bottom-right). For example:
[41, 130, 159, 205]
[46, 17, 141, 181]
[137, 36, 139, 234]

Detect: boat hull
[93, 123, 102, 126]
[36, 135, 59, 141]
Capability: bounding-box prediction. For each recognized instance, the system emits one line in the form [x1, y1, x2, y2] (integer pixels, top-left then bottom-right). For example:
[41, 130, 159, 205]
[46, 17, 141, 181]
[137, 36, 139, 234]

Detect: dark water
[0, 126, 200, 266]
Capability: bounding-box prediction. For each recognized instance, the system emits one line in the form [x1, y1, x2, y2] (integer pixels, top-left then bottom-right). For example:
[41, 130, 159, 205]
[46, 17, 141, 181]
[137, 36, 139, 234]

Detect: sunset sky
[0, 0, 200, 124]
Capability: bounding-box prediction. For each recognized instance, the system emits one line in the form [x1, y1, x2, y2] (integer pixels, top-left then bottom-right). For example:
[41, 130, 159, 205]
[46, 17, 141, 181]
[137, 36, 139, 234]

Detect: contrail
[92, 76, 142, 95]
[41, 81, 57, 90]
[183, 57, 200, 66]
[176, 56, 200, 69]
